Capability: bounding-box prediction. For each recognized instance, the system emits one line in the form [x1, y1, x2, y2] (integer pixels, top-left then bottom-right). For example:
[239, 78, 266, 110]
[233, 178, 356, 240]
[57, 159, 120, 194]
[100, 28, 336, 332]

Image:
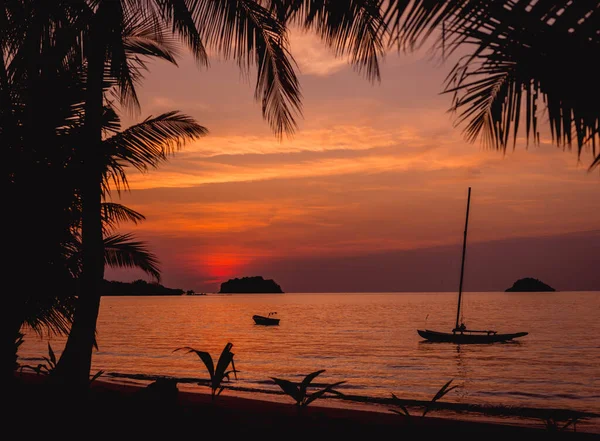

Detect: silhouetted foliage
[384, 1, 600, 170]
[390, 379, 458, 418]
[271, 369, 346, 407]
[18, 342, 104, 383]
[174, 342, 238, 402]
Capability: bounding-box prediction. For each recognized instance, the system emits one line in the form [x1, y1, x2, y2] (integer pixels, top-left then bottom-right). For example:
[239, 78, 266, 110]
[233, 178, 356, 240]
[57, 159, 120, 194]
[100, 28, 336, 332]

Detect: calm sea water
[18, 292, 600, 432]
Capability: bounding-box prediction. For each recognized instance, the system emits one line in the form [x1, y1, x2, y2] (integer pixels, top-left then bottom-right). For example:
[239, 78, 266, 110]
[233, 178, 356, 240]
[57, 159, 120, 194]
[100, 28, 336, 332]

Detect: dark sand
[9, 372, 598, 440]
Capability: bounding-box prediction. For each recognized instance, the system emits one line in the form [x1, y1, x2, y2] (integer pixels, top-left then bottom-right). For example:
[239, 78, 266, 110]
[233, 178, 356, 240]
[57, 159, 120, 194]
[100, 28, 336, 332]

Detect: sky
[104, 28, 599, 293]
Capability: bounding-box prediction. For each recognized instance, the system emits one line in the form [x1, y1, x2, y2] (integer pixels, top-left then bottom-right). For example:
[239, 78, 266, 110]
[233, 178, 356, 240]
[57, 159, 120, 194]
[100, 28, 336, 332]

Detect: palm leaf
[101, 203, 146, 230]
[385, 1, 600, 170]
[103, 233, 161, 282]
[104, 111, 207, 169]
[158, 0, 209, 65]
[122, 11, 181, 66]
[21, 296, 75, 337]
[102, 110, 207, 194]
[277, 0, 387, 83]
[189, 0, 302, 138]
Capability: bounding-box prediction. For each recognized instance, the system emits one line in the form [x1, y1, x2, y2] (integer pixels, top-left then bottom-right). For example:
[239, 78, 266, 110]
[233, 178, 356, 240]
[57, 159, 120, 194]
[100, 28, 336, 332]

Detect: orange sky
[105, 30, 599, 293]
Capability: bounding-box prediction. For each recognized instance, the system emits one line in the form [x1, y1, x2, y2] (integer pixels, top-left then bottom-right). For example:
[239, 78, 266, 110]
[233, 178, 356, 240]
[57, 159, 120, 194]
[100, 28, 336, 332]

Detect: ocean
[17, 291, 600, 433]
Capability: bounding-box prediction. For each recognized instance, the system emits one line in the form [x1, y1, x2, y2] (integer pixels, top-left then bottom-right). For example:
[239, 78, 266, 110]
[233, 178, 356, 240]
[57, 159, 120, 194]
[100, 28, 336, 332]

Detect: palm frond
[123, 9, 181, 66]
[276, 0, 387, 82]
[385, 1, 600, 170]
[98, 2, 179, 113]
[384, 0, 469, 53]
[102, 110, 207, 192]
[104, 110, 207, 169]
[21, 296, 75, 337]
[101, 202, 146, 231]
[190, 0, 302, 138]
[157, 0, 209, 65]
[103, 233, 161, 282]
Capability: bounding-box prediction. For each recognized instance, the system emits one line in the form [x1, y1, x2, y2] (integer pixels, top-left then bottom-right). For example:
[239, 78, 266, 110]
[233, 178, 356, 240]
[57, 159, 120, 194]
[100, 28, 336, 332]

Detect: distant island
[102, 279, 185, 296]
[219, 276, 283, 294]
[505, 277, 556, 292]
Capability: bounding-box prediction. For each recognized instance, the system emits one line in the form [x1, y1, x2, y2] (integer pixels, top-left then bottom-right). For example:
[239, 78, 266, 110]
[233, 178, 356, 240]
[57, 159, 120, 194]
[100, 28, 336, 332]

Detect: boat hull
[252, 315, 280, 326]
[417, 329, 528, 344]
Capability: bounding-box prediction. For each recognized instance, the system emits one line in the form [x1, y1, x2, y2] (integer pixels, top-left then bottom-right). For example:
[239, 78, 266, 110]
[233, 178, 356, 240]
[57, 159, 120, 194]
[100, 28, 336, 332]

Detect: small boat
[252, 312, 280, 326]
[417, 188, 528, 344]
[417, 329, 528, 344]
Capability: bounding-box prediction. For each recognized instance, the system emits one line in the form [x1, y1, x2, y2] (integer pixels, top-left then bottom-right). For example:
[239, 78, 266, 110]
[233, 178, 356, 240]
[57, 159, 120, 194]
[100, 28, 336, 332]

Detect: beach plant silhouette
[271, 369, 346, 407]
[543, 414, 583, 433]
[14, 332, 25, 371]
[390, 379, 458, 418]
[20, 343, 58, 376]
[19, 342, 104, 383]
[174, 342, 238, 402]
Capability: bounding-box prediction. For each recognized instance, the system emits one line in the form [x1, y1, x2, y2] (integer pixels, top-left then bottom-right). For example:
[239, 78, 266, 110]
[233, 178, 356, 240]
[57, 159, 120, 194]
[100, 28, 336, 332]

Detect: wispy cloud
[124, 142, 485, 190]
[290, 29, 351, 77]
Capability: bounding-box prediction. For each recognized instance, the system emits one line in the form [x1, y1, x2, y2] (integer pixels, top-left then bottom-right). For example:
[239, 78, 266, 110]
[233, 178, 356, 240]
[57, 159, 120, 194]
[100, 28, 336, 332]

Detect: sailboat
[417, 187, 528, 344]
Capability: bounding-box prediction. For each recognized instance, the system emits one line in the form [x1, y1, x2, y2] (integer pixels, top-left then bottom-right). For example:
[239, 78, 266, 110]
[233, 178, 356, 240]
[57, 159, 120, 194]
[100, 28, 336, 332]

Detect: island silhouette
[505, 277, 556, 292]
[219, 276, 284, 293]
[102, 279, 185, 296]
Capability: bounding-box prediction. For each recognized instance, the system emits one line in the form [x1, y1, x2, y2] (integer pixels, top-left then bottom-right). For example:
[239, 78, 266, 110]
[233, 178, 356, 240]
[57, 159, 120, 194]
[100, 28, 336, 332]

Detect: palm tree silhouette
[384, 1, 600, 170]
[3, 1, 386, 388]
[37, 1, 386, 389]
[13, 104, 206, 382]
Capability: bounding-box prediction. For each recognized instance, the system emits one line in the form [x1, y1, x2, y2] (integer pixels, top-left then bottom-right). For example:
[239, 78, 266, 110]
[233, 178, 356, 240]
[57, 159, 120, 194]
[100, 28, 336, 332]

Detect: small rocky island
[505, 277, 556, 292]
[219, 276, 283, 294]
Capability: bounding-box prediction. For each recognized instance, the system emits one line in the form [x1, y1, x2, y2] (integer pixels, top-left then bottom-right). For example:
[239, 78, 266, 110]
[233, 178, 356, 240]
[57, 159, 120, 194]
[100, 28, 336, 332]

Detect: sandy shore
[9, 372, 598, 440]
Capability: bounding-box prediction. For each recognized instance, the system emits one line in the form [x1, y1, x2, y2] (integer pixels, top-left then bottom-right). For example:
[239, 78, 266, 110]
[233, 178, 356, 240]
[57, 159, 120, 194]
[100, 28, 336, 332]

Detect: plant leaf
[214, 343, 234, 383]
[390, 392, 411, 417]
[303, 381, 346, 407]
[174, 346, 215, 379]
[300, 369, 326, 398]
[271, 377, 301, 404]
[422, 379, 458, 417]
[48, 343, 56, 366]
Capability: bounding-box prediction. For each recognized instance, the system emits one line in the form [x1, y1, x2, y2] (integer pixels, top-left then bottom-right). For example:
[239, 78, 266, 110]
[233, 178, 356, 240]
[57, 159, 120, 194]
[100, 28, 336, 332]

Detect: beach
[10, 372, 597, 440]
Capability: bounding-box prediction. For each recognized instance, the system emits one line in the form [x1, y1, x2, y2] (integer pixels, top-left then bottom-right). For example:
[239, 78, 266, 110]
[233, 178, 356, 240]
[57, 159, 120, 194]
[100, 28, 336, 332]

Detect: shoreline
[103, 372, 600, 433]
[11, 372, 598, 439]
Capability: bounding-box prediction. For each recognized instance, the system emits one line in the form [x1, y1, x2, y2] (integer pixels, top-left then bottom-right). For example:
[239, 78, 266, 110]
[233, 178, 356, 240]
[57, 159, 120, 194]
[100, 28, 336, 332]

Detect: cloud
[289, 30, 351, 77]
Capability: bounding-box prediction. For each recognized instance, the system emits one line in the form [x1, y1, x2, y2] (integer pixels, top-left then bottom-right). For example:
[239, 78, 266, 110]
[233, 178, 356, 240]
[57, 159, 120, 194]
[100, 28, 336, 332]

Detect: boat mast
[455, 187, 471, 330]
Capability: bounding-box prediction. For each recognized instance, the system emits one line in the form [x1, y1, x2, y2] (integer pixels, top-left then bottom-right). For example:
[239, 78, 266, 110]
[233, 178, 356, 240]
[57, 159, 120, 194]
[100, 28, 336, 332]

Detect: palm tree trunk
[51, 10, 106, 389]
[1, 53, 20, 386]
